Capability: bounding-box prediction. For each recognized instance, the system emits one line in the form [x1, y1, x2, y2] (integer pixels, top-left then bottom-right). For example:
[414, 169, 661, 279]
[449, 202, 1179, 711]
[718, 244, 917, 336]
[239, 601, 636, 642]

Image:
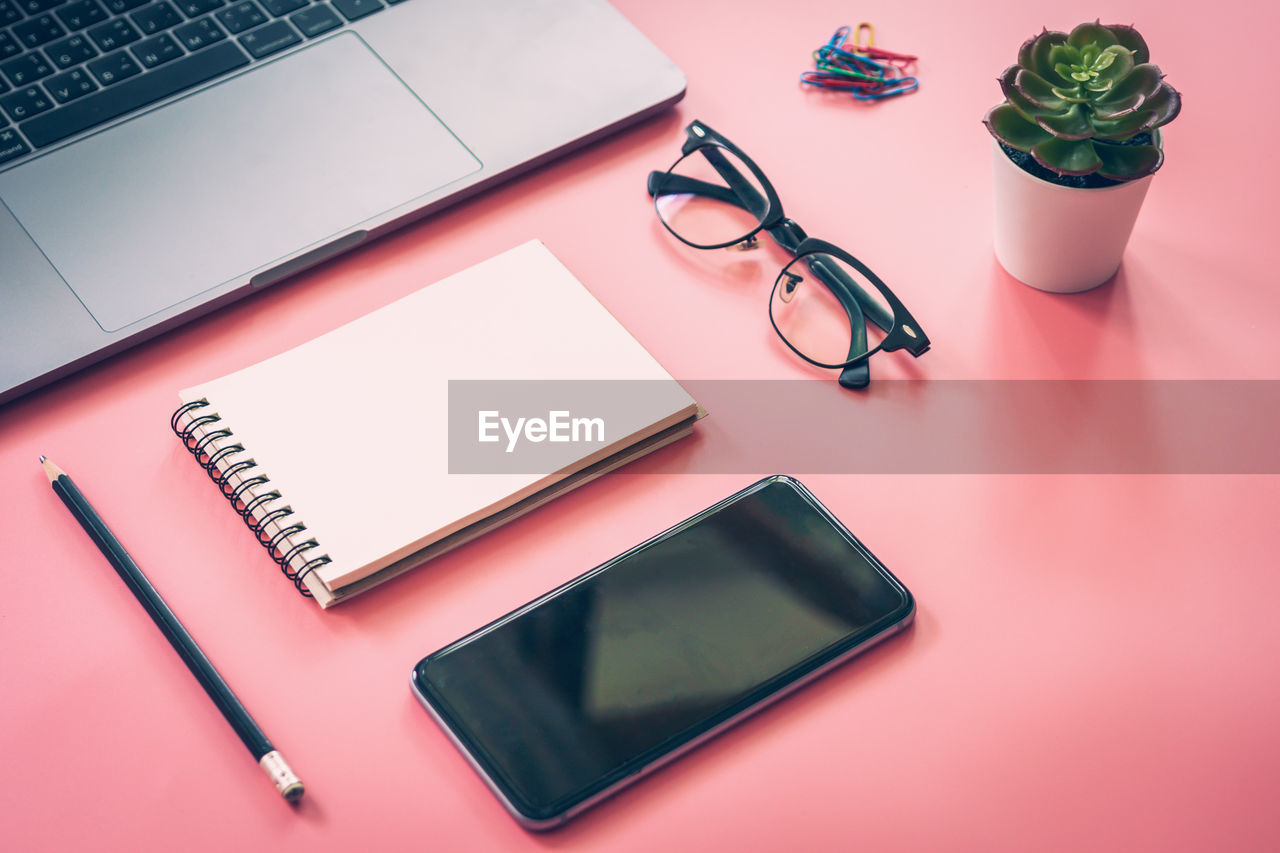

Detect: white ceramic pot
[991, 139, 1155, 293]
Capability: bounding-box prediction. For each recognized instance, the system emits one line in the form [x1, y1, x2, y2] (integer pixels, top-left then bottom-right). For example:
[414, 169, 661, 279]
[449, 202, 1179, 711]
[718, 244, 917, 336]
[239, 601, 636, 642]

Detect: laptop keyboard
[0, 0, 405, 164]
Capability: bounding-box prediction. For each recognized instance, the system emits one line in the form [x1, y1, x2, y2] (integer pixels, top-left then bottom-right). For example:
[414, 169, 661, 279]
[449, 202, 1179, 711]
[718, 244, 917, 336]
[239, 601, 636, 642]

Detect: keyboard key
[215, 0, 264, 33]
[0, 31, 21, 62]
[131, 31, 181, 66]
[0, 0, 23, 25]
[20, 39, 247, 147]
[0, 127, 32, 164]
[260, 0, 304, 16]
[289, 4, 338, 37]
[0, 77, 9, 95]
[19, 0, 69, 14]
[14, 15, 68, 49]
[2, 53, 55, 87]
[56, 0, 110, 30]
[102, 0, 146, 12]
[87, 18, 141, 51]
[173, 16, 225, 50]
[175, 0, 222, 16]
[330, 0, 378, 21]
[238, 19, 296, 58]
[45, 66, 96, 101]
[1, 85, 54, 121]
[130, 1, 181, 34]
[46, 34, 99, 68]
[86, 48, 141, 84]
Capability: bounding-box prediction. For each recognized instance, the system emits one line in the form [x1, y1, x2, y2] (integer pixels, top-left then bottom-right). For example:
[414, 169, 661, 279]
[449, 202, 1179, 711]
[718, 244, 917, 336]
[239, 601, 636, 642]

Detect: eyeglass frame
[646, 120, 930, 388]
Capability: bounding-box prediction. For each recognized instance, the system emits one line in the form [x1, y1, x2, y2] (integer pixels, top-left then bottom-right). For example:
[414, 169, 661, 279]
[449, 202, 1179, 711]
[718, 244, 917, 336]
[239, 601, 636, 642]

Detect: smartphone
[411, 475, 914, 829]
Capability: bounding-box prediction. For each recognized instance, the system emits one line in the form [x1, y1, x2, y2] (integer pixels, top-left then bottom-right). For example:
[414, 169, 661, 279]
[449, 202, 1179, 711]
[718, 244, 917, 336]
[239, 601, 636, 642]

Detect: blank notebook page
[179, 241, 694, 588]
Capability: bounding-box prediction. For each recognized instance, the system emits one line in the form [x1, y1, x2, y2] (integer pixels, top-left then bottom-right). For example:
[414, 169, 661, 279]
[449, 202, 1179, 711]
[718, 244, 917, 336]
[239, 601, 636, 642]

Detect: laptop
[0, 0, 684, 404]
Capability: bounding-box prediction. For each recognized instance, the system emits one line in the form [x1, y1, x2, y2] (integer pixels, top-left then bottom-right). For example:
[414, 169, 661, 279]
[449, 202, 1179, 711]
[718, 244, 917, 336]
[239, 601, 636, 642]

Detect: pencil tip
[40, 456, 64, 483]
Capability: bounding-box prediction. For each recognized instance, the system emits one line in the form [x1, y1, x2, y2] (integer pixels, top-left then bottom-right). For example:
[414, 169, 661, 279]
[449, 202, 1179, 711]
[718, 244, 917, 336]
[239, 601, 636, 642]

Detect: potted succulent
[984, 21, 1181, 292]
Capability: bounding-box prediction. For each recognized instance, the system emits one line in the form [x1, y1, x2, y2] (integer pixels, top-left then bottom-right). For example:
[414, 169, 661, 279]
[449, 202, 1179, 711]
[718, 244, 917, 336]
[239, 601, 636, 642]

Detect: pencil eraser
[259, 750, 305, 802]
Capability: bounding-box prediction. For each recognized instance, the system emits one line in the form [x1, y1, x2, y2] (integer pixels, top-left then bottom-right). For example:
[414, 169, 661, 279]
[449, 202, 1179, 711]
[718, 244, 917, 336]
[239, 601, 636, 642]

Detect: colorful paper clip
[801, 24, 919, 101]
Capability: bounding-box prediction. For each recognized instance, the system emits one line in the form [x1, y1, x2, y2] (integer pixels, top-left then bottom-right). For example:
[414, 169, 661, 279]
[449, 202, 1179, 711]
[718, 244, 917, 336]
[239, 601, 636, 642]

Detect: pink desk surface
[4, 0, 1278, 850]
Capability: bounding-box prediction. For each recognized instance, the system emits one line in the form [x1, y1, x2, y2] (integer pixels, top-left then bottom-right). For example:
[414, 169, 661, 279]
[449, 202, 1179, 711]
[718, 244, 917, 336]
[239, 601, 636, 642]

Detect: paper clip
[850, 22, 917, 69]
[800, 24, 919, 101]
[852, 76, 919, 101]
[852, 22, 875, 51]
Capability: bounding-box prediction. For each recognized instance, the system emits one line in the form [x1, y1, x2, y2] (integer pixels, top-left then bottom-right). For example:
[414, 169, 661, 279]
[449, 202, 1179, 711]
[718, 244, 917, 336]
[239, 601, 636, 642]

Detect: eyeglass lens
[770, 252, 895, 367]
[653, 145, 768, 248]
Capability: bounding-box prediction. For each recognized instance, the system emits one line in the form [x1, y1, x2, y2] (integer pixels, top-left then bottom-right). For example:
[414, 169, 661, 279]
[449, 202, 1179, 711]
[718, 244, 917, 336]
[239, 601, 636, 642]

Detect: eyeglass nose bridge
[766, 219, 808, 254]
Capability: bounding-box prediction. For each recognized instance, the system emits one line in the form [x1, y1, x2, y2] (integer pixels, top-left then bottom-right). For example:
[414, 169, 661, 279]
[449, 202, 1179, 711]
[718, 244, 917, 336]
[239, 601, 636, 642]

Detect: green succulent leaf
[1014, 34, 1038, 72]
[1049, 43, 1081, 72]
[1142, 82, 1183, 127]
[1107, 24, 1150, 65]
[1092, 109, 1158, 140]
[1090, 46, 1131, 81]
[1031, 136, 1103, 176]
[1013, 69, 1069, 110]
[1018, 30, 1068, 77]
[1051, 85, 1091, 103]
[1096, 64, 1163, 105]
[1036, 104, 1095, 140]
[997, 65, 1021, 98]
[1094, 141, 1163, 180]
[1068, 20, 1119, 48]
[1094, 45, 1134, 82]
[1000, 69, 1056, 121]
[1093, 90, 1147, 120]
[985, 103, 1054, 151]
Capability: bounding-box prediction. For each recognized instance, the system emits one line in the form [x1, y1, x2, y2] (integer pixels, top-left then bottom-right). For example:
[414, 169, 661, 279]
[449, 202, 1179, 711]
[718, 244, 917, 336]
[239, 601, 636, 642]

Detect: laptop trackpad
[0, 34, 480, 332]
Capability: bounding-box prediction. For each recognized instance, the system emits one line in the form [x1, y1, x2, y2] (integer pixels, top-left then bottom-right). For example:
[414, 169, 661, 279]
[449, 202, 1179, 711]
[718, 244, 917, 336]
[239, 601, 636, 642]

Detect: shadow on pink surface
[980, 256, 1141, 378]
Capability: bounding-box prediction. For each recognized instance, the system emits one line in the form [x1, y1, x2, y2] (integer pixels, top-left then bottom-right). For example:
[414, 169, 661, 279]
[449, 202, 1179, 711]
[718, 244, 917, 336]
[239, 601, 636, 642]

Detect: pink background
[4, 0, 1279, 849]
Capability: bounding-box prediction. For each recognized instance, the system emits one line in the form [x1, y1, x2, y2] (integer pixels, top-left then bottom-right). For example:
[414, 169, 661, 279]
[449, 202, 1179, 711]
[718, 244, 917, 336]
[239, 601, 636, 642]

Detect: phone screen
[412, 476, 913, 827]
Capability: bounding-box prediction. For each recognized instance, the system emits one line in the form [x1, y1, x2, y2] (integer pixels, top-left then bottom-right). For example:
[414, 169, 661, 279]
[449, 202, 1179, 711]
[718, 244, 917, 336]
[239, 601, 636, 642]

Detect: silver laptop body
[0, 0, 684, 404]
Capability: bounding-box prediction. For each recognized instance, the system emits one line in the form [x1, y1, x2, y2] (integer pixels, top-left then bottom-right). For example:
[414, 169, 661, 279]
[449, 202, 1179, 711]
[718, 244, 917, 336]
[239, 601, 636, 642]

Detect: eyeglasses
[646, 120, 930, 388]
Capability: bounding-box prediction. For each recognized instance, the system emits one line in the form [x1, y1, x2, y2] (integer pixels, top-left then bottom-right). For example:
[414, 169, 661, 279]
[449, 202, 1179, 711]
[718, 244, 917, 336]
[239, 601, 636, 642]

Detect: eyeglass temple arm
[801, 254, 871, 389]
[646, 171, 745, 208]
[698, 146, 771, 219]
[840, 308, 871, 388]
[645, 144, 773, 217]
[777, 225, 894, 334]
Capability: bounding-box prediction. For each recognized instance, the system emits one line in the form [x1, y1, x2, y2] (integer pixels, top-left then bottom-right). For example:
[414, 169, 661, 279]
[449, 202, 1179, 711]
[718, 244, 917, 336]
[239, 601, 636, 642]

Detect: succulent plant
[984, 21, 1181, 181]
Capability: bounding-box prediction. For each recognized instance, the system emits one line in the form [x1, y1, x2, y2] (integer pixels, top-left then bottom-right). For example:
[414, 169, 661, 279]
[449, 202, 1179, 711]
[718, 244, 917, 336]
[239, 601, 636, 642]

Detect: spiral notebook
[171, 241, 699, 608]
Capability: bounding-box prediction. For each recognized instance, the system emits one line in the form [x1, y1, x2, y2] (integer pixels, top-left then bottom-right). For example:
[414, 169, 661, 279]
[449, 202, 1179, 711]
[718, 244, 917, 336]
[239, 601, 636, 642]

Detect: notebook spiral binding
[171, 399, 332, 597]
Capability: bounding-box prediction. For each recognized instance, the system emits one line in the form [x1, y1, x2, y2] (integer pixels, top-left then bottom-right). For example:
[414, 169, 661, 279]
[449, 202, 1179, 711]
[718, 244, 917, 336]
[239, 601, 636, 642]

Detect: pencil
[41, 456, 305, 802]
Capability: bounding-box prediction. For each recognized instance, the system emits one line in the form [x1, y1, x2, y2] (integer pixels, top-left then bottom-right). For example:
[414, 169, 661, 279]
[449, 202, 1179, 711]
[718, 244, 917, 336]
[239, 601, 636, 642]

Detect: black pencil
[41, 456, 304, 802]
